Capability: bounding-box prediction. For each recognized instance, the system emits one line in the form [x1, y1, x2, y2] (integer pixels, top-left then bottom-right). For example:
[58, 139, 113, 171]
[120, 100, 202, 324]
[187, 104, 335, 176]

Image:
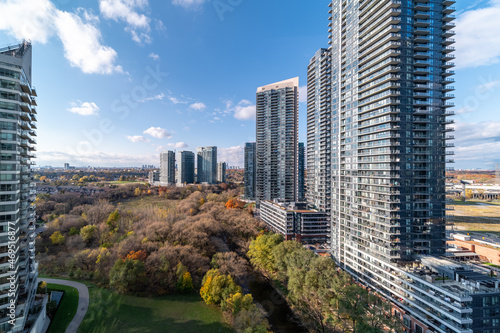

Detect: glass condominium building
[177, 151, 195, 185]
[256, 78, 299, 202]
[303, 2, 500, 333]
[307, 48, 333, 213]
[244, 142, 256, 200]
[323, 0, 455, 274]
[197, 146, 217, 184]
[0, 42, 39, 332]
[159, 151, 176, 185]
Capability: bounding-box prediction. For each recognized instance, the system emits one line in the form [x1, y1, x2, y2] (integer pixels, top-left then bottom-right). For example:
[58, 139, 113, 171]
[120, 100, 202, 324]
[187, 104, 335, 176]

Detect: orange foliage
[125, 250, 147, 261]
[225, 199, 245, 210]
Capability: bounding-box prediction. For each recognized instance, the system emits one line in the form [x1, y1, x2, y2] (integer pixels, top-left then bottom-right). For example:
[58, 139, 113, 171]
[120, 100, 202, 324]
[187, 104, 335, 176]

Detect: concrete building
[148, 170, 160, 185]
[217, 162, 226, 183]
[159, 151, 175, 185]
[260, 200, 330, 244]
[301, 1, 500, 332]
[197, 146, 217, 184]
[177, 151, 195, 185]
[0, 41, 46, 332]
[306, 48, 333, 213]
[298, 142, 305, 201]
[244, 142, 257, 200]
[256, 78, 299, 202]
[449, 234, 500, 266]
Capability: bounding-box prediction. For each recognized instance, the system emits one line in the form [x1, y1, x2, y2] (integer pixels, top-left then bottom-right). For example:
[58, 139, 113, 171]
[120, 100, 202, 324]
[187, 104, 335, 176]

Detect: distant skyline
[0, 0, 499, 169]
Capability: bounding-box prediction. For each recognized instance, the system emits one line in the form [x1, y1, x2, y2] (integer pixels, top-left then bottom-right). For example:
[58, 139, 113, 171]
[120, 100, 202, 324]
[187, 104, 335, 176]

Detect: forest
[36, 184, 400, 333]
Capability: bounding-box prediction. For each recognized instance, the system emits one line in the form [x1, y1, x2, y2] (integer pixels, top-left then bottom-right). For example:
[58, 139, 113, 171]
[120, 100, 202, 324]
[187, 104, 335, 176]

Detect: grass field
[448, 201, 500, 236]
[47, 284, 79, 333]
[117, 196, 177, 210]
[107, 181, 149, 186]
[78, 283, 233, 333]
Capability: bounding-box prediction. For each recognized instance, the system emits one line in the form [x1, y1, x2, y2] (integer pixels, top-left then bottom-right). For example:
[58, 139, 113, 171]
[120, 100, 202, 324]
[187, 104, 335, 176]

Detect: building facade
[0, 42, 44, 332]
[298, 142, 305, 201]
[148, 170, 160, 185]
[159, 151, 175, 185]
[260, 200, 330, 244]
[197, 146, 217, 184]
[177, 151, 195, 185]
[306, 48, 333, 213]
[244, 142, 257, 200]
[217, 162, 226, 183]
[255, 78, 299, 202]
[302, 1, 500, 332]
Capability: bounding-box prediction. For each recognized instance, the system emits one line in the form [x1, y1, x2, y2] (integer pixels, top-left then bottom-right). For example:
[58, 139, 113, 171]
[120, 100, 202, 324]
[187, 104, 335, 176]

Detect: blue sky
[0, 0, 499, 169]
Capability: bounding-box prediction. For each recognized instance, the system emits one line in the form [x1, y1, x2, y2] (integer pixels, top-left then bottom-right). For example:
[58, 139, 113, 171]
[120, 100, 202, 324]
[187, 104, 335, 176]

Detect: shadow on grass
[78, 287, 233, 333]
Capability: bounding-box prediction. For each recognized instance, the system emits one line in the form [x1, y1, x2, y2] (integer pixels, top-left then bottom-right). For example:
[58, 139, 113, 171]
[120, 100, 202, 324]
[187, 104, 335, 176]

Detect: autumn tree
[200, 269, 241, 306]
[80, 225, 98, 244]
[49, 231, 65, 245]
[109, 258, 147, 294]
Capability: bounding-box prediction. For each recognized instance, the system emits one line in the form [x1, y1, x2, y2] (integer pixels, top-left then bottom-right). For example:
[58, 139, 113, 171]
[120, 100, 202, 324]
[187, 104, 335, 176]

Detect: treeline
[37, 185, 260, 297]
[248, 234, 400, 333]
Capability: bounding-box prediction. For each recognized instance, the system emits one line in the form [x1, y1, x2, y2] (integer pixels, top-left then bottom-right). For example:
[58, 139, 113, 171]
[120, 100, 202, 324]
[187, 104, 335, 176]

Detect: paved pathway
[38, 278, 89, 333]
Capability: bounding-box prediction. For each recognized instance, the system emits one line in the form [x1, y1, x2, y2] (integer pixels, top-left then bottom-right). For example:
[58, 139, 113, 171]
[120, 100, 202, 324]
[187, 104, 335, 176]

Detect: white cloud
[233, 100, 256, 120]
[99, 0, 151, 44]
[190, 102, 206, 111]
[68, 101, 100, 116]
[55, 11, 123, 74]
[299, 85, 307, 103]
[127, 135, 150, 143]
[453, 120, 500, 168]
[168, 142, 188, 148]
[169, 96, 187, 104]
[149, 52, 160, 60]
[454, 121, 500, 143]
[0, 0, 122, 75]
[144, 127, 172, 139]
[172, 0, 207, 8]
[140, 92, 165, 102]
[218, 146, 244, 167]
[455, 0, 500, 69]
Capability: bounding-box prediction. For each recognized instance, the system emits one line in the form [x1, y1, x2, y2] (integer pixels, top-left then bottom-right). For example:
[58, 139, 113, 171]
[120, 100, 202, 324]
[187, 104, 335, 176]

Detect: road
[38, 278, 89, 333]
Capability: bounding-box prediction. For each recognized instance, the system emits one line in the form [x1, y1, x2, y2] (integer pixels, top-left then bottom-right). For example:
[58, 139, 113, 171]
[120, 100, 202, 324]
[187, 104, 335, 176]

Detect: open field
[107, 181, 149, 186]
[117, 196, 178, 210]
[78, 283, 233, 333]
[47, 284, 79, 333]
[448, 201, 500, 237]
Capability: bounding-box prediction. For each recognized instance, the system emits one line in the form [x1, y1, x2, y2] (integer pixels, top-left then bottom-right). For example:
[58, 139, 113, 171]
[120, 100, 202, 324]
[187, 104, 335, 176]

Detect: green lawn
[78, 283, 233, 333]
[47, 284, 79, 333]
[485, 263, 500, 269]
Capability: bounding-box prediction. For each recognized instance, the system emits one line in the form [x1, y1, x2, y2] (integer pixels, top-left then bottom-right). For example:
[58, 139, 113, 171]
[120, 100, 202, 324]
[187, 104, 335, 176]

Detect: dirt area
[448, 201, 500, 237]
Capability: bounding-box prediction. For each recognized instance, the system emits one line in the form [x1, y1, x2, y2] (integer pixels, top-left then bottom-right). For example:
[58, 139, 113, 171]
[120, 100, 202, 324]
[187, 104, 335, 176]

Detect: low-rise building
[448, 234, 500, 266]
[259, 200, 329, 244]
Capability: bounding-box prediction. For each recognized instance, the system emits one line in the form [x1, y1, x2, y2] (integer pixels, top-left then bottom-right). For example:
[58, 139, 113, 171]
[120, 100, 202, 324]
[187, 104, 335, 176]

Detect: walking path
[38, 278, 89, 333]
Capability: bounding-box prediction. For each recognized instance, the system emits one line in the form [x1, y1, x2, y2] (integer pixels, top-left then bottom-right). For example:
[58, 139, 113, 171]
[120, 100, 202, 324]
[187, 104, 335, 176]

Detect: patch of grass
[485, 263, 500, 269]
[78, 282, 233, 333]
[47, 284, 79, 333]
[117, 196, 177, 210]
[107, 181, 149, 186]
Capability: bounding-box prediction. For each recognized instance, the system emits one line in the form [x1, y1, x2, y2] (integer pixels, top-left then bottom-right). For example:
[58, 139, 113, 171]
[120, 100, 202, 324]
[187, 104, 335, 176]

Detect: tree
[225, 199, 245, 209]
[109, 258, 147, 294]
[200, 269, 241, 305]
[80, 225, 98, 243]
[49, 231, 65, 245]
[134, 188, 142, 196]
[106, 210, 120, 232]
[177, 272, 193, 293]
[248, 234, 283, 274]
[225, 292, 254, 315]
